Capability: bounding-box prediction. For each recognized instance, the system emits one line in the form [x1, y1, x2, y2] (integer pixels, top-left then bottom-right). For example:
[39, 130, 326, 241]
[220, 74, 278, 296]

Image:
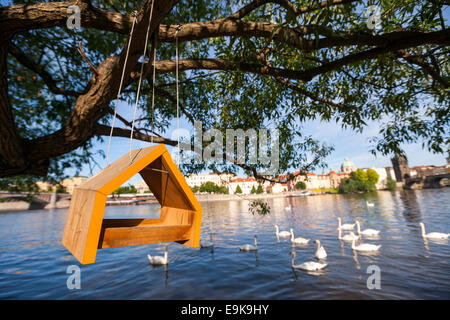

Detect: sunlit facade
[185, 172, 235, 188]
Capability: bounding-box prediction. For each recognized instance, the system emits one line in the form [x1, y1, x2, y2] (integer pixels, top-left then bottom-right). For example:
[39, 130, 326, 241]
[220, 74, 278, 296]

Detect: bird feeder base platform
[99, 220, 192, 249]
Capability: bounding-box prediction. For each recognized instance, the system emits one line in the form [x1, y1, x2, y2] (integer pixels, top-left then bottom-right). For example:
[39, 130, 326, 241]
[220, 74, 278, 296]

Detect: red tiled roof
[230, 178, 256, 183]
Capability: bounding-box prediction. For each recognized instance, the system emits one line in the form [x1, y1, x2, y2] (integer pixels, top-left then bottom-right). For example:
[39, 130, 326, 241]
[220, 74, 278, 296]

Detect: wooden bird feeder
[62, 144, 202, 265]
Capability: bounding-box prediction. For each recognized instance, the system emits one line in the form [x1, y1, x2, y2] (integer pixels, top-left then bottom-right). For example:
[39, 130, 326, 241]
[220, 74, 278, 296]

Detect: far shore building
[228, 177, 290, 194]
[36, 181, 54, 192]
[36, 176, 88, 193]
[228, 177, 260, 194]
[134, 180, 150, 193]
[447, 150, 450, 169]
[60, 176, 88, 194]
[385, 167, 396, 180]
[185, 172, 235, 188]
[289, 158, 356, 190]
[341, 157, 357, 173]
[291, 171, 350, 190]
[181, 156, 447, 194]
[269, 183, 288, 193]
[411, 164, 447, 177]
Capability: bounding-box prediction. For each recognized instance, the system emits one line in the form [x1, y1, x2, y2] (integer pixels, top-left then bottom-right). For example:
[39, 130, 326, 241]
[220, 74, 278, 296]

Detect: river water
[0, 189, 449, 299]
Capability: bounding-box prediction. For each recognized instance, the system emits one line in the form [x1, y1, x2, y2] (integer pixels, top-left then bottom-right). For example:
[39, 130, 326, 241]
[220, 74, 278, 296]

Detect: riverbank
[195, 191, 314, 202]
[0, 199, 72, 211]
[0, 190, 321, 211]
[7, 186, 442, 211]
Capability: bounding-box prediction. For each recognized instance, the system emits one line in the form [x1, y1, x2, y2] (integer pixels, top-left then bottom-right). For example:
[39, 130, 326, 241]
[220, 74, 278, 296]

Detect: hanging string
[106, 11, 138, 166]
[151, 36, 157, 143]
[175, 25, 182, 164]
[129, 0, 155, 162]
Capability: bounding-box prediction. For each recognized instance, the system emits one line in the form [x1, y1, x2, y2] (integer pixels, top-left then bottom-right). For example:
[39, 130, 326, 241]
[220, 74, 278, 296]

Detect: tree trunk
[0, 34, 28, 176]
[0, 0, 180, 178]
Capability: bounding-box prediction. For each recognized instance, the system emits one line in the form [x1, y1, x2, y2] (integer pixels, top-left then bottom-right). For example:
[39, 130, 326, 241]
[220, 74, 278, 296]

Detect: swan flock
[147, 210, 448, 275]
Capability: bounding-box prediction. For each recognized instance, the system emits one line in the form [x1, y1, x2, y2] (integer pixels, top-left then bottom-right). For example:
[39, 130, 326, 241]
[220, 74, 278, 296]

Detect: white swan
[356, 220, 380, 236]
[366, 201, 374, 207]
[291, 251, 327, 271]
[240, 235, 258, 251]
[337, 217, 355, 230]
[290, 228, 310, 245]
[419, 223, 449, 240]
[148, 246, 169, 265]
[275, 225, 291, 238]
[351, 238, 381, 252]
[338, 229, 360, 241]
[314, 240, 327, 259]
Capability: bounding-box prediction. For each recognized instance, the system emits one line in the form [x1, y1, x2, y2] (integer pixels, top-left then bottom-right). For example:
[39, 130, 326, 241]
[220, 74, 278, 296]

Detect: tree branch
[150, 58, 313, 81]
[230, 0, 361, 19]
[77, 41, 99, 78]
[0, 1, 133, 38]
[2, 2, 448, 54]
[230, 0, 296, 19]
[150, 26, 449, 82]
[396, 49, 449, 89]
[0, 35, 28, 177]
[258, 48, 354, 120]
[158, 19, 450, 53]
[8, 43, 81, 97]
[153, 86, 196, 124]
[94, 124, 178, 146]
[274, 76, 350, 111]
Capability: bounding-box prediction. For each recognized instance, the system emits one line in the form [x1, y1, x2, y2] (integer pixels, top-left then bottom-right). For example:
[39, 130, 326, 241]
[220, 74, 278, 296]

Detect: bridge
[0, 191, 158, 209]
[0, 191, 71, 201]
[405, 173, 450, 189]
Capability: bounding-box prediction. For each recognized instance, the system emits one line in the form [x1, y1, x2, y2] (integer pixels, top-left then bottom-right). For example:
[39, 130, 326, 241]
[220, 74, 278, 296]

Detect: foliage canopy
[0, 0, 448, 186]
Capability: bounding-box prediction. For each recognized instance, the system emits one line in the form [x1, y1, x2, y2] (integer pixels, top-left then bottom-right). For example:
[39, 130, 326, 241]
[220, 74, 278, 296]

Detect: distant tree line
[191, 182, 229, 194]
[295, 181, 307, 190]
[113, 185, 137, 194]
[251, 184, 264, 194]
[0, 176, 67, 193]
[386, 177, 397, 191]
[339, 169, 379, 194]
[0, 177, 39, 192]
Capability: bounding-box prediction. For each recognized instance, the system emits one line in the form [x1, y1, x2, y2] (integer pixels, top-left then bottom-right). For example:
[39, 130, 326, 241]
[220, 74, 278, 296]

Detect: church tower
[340, 157, 356, 173]
[391, 154, 410, 182]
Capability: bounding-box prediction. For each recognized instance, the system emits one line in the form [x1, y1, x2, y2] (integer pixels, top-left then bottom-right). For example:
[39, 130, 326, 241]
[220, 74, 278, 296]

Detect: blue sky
[301, 119, 447, 172]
